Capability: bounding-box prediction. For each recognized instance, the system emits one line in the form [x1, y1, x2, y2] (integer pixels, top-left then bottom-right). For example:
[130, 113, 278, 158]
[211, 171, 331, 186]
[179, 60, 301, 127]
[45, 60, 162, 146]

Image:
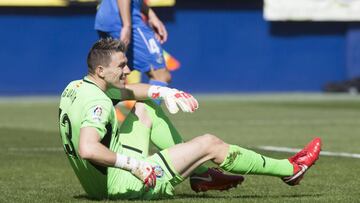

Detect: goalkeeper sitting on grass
[58, 38, 321, 200]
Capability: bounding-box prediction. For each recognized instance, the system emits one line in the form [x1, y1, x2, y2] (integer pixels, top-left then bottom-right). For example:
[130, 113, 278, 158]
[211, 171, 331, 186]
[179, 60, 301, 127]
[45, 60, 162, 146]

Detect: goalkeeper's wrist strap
[147, 85, 162, 99]
[115, 153, 139, 171]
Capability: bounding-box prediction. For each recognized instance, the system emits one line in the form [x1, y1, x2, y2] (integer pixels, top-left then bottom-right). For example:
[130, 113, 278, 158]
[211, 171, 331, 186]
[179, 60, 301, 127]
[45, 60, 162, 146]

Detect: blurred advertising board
[264, 0, 360, 21]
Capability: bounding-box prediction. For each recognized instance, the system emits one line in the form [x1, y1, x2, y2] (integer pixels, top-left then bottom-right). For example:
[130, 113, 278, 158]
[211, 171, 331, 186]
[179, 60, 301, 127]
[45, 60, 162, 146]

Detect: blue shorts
[98, 25, 166, 73]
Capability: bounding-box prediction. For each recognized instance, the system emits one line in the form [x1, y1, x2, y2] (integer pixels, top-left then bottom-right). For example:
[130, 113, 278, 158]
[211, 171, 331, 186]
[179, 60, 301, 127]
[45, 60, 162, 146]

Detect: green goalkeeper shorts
[107, 149, 184, 200]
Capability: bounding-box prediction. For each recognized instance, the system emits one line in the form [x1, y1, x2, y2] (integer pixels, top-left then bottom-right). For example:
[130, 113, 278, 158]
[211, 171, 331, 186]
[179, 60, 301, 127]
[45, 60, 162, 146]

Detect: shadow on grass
[74, 193, 323, 201]
[73, 194, 101, 201]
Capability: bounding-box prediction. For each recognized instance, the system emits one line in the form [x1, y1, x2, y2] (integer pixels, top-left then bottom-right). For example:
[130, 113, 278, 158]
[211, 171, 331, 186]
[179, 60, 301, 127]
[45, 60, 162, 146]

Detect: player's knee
[202, 134, 229, 160]
[132, 102, 152, 128]
[202, 133, 223, 144]
[148, 68, 172, 83]
[164, 72, 172, 83]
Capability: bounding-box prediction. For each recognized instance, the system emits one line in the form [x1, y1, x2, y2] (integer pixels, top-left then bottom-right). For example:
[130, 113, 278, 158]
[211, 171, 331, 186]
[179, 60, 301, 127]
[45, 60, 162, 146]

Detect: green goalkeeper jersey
[59, 77, 121, 199]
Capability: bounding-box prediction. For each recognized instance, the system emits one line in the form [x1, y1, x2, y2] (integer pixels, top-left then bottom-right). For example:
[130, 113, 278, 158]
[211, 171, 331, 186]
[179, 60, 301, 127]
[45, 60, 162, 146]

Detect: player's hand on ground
[148, 86, 199, 114]
[131, 161, 157, 189]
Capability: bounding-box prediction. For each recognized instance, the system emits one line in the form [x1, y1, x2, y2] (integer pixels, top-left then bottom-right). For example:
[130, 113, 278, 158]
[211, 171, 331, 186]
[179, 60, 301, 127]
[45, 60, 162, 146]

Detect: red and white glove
[148, 86, 199, 114]
[131, 161, 157, 189]
[115, 154, 157, 189]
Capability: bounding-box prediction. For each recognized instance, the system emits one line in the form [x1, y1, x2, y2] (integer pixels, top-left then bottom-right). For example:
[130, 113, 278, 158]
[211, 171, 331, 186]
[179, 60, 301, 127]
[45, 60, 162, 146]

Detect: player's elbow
[78, 144, 95, 160]
[78, 128, 101, 160]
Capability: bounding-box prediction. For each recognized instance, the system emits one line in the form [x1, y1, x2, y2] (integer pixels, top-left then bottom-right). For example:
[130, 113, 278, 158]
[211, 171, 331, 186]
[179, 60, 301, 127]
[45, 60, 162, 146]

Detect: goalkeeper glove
[115, 154, 157, 189]
[148, 85, 199, 114]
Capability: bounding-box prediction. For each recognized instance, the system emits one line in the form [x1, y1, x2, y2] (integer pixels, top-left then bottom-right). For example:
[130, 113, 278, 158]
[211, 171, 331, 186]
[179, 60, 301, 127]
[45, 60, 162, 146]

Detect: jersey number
[59, 108, 78, 158]
[149, 38, 160, 54]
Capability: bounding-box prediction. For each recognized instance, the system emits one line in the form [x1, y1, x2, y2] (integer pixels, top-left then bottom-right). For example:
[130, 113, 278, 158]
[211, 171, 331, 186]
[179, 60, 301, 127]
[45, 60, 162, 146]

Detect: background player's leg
[133, 26, 171, 105]
[148, 68, 171, 85]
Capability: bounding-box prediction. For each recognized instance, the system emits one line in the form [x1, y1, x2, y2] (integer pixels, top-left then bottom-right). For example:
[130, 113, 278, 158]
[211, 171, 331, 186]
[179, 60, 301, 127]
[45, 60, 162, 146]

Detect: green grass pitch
[1, 94, 360, 202]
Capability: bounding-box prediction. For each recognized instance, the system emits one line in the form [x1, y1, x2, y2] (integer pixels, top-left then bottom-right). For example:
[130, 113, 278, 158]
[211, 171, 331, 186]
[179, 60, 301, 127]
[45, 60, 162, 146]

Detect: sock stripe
[156, 152, 175, 178]
[261, 155, 266, 167]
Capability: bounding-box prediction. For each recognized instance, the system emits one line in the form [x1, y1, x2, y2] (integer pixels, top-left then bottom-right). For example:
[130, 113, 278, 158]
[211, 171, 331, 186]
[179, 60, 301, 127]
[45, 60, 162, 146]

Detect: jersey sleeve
[81, 99, 113, 139]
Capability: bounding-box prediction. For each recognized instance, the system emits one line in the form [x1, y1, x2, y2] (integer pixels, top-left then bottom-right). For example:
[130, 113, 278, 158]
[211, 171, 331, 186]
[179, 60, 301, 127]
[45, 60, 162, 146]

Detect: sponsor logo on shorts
[154, 165, 164, 178]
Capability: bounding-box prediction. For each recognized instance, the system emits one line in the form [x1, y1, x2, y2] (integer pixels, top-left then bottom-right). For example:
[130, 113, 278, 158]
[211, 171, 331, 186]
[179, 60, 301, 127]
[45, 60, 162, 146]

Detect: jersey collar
[83, 76, 102, 90]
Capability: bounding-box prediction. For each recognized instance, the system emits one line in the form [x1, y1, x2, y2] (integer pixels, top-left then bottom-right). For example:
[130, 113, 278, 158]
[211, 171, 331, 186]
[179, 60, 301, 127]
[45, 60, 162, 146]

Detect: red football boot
[282, 137, 322, 186]
[190, 168, 245, 192]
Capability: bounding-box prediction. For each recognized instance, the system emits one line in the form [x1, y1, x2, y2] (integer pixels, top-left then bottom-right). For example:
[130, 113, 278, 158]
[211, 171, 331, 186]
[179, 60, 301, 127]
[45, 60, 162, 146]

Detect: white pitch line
[258, 146, 360, 159]
[7, 146, 360, 159]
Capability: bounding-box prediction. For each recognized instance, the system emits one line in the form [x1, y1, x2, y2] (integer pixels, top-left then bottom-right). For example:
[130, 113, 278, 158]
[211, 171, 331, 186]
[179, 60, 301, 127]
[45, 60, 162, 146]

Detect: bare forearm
[117, 0, 132, 27]
[122, 83, 151, 100]
[79, 127, 116, 167]
[78, 128, 156, 188]
[81, 142, 117, 167]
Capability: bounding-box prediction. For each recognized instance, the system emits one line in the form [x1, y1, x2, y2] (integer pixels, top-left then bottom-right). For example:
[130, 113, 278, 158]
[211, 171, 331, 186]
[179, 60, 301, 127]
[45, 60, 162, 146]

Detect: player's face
[102, 52, 130, 89]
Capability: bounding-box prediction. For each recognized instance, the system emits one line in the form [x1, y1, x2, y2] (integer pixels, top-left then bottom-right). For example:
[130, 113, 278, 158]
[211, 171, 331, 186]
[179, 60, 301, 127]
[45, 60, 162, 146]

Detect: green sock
[143, 100, 208, 175]
[220, 145, 293, 177]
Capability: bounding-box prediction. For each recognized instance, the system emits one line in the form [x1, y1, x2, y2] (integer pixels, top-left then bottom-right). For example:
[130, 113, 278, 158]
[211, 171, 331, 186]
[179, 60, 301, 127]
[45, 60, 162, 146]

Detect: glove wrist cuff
[147, 85, 163, 99]
[115, 153, 139, 172]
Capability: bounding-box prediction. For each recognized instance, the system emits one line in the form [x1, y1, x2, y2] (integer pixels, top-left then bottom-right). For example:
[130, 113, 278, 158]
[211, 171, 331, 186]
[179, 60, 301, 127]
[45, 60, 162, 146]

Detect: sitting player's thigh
[107, 149, 181, 200]
[117, 105, 153, 157]
[132, 25, 166, 73]
[107, 166, 145, 200]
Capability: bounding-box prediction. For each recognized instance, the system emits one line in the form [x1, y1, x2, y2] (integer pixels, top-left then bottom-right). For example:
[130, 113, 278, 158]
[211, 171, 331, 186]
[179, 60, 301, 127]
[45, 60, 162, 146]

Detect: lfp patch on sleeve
[92, 105, 103, 122]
